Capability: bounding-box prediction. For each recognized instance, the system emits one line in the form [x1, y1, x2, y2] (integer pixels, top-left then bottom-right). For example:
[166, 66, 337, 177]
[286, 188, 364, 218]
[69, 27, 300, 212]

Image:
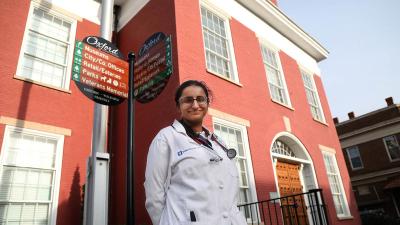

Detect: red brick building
[0, 0, 361, 225]
[335, 97, 400, 221]
[0, 0, 102, 224]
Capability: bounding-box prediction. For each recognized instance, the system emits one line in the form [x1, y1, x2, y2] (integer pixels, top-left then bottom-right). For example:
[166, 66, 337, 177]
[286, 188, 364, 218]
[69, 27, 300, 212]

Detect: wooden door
[276, 161, 309, 225]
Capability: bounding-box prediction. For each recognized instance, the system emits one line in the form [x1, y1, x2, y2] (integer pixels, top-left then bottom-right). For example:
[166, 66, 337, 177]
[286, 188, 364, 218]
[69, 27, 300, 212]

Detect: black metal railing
[238, 189, 329, 225]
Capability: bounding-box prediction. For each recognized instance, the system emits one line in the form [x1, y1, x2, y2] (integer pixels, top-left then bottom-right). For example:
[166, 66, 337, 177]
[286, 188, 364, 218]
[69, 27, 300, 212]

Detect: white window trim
[321, 150, 352, 218]
[212, 118, 258, 213]
[0, 125, 65, 225]
[15, 1, 77, 91]
[299, 66, 326, 123]
[383, 135, 400, 162]
[345, 146, 364, 170]
[199, 1, 240, 84]
[259, 39, 292, 108]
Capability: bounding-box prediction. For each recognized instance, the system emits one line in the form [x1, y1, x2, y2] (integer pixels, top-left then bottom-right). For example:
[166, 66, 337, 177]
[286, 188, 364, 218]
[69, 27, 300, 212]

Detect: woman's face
[178, 85, 208, 125]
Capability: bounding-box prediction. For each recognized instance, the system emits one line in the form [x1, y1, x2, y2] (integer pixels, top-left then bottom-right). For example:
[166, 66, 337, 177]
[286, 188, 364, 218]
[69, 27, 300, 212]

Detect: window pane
[5, 132, 57, 169]
[25, 32, 68, 65]
[21, 204, 35, 221]
[7, 204, 22, 221]
[347, 146, 363, 169]
[352, 158, 362, 168]
[32, 8, 70, 42]
[0, 203, 49, 224]
[272, 140, 295, 157]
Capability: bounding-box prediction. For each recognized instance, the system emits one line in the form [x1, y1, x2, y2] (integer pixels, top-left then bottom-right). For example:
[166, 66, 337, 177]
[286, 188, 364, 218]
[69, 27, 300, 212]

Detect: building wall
[0, 1, 100, 225]
[174, 1, 359, 224]
[345, 133, 400, 176]
[0, 0, 361, 225]
[111, 0, 361, 224]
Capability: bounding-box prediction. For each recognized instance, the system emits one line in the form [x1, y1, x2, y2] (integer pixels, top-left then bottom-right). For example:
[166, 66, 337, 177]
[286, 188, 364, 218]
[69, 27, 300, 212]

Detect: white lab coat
[144, 120, 247, 225]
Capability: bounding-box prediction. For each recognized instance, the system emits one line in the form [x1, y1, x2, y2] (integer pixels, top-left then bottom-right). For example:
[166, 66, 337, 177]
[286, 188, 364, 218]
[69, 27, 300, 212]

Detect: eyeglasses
[179, 96, 208, 106]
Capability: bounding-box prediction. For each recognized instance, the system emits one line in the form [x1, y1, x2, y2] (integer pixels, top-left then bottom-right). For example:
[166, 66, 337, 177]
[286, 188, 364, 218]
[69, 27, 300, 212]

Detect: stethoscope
[172, 122, 237, 161]
[208, 133, 237, 160]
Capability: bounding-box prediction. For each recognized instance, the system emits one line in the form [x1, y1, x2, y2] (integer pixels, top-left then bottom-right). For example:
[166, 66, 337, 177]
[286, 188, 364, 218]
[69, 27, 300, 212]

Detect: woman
[144, 80, 247, 225]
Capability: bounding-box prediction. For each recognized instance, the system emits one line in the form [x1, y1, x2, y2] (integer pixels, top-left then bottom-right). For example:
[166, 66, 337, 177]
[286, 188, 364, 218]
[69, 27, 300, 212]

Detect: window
[0, 126, 64, 225]
[322, 152, 350, 217]
[213, 121, 256, 220]
[16, 3, 76, 89]
[357, 186, 371, 196]
[272, 140, 295, 157]
[383, 135, 400, 161]
[260, 45, 290, 106]
[301, 70, 324, 122]
[346, 146, 363, 170]
[200, 6, 237, 81]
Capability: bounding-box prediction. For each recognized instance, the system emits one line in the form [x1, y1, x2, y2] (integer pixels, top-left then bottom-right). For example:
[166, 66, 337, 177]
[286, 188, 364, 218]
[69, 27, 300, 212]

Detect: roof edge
[235, 0, 329, 62]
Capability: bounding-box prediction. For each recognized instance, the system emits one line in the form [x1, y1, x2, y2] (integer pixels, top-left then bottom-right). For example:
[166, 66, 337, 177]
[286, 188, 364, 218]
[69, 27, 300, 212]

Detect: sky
[278, 0, 400, 122]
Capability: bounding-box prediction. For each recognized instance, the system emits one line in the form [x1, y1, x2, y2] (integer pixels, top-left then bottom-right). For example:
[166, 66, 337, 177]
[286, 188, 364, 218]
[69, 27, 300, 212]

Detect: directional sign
[134, 32, 173, 103]
[72, 36, 129, 105]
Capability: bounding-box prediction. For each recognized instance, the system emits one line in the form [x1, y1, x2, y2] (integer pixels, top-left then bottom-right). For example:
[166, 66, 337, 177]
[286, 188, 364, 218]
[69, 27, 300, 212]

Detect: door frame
[269, 132, 320, 225]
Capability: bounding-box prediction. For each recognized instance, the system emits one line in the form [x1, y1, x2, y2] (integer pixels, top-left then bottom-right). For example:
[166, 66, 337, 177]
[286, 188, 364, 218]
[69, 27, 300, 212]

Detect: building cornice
[336, 104, 400, 127]
[350, 167, 400, 182]
[235, 0, 328, 62]
[338, 117, 400, 140]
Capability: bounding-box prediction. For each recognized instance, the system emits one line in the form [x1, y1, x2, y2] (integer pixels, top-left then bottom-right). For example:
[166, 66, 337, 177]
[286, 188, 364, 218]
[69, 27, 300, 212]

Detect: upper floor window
[260, 45, 290, 106]
[357, 185, 371, 196]
[346, 146, 363, 170]
[383, 135, 400, 161]
[322, 151, 351, 218]
[200, 6, 237, 81]
[16, 3, 76, 89]
[301, 70, 325, 122]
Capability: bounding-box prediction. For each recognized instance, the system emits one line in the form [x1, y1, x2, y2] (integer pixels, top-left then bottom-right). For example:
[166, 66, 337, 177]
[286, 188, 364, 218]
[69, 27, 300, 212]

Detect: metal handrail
[237, 189, 330, 225]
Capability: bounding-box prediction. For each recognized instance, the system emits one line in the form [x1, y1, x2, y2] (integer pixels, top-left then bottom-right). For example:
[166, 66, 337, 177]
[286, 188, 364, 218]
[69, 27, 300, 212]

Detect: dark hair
[175, 80, 212, 106]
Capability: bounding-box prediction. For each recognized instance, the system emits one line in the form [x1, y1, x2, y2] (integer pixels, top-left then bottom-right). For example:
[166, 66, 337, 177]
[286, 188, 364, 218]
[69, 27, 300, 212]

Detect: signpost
[75, 35, 128, 225]
[76, 31, 173, 225]
[72, 36, 129, 105]
[127, 52, 135, 225]
[134, 32, 173, 103]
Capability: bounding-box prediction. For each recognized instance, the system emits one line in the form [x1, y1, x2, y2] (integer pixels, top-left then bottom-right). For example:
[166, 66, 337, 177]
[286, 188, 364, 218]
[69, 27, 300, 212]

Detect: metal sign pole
[127, 52, 136, 225]
[83, 0, 114, 225]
